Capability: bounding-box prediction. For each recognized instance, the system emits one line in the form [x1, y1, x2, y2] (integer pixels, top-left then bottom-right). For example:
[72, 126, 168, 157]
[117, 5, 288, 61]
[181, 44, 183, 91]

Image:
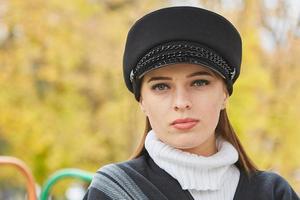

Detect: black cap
[123, 6, 242, 100]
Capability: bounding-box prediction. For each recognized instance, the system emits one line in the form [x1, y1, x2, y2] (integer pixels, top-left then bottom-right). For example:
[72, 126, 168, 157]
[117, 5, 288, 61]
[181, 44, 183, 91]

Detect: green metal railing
[0, 156, 94, 200]
[40, 168, 94, 200]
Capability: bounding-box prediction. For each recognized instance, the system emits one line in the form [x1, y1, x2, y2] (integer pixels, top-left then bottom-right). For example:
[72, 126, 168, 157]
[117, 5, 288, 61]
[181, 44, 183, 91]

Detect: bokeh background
[0, 0, 299, 199]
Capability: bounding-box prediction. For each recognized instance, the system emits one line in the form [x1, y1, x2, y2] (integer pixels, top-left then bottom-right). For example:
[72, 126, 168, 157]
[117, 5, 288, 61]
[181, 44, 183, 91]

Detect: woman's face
[139, 63, 228, 156]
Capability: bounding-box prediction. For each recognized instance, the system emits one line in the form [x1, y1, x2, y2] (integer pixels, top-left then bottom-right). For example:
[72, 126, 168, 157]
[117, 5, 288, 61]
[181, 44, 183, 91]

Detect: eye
[192, 79, 210, 87]
[151, 83, 170, 91]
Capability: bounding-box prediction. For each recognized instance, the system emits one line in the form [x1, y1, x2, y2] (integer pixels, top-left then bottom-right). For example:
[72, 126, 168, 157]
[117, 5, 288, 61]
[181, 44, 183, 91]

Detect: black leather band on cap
[130, 41, 235, 100]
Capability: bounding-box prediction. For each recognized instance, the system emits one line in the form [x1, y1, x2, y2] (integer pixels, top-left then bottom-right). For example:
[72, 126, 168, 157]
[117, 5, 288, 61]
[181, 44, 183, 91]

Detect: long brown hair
[130, 109, 258, 175]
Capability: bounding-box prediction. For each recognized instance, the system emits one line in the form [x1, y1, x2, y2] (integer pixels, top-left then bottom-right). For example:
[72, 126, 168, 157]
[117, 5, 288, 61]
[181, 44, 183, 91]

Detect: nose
[173, 88, 192, 111]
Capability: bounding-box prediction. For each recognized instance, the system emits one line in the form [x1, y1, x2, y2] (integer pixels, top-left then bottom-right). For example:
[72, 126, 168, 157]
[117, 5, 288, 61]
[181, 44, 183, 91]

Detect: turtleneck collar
[145, 130, 239, 191]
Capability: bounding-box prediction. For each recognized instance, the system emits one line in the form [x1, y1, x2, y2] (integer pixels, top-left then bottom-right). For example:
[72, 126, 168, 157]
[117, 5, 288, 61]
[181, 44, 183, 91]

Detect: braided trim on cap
[130, 42, 236, 82]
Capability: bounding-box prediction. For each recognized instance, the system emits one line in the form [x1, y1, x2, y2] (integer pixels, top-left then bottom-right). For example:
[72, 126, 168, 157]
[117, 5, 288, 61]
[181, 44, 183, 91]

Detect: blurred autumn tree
[0, 0, 161, 184]
[0, 0, 299, 193]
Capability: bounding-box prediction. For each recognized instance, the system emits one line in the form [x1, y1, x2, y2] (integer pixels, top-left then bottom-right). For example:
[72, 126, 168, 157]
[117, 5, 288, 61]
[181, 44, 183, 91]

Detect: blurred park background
[0, 0, 299, 199]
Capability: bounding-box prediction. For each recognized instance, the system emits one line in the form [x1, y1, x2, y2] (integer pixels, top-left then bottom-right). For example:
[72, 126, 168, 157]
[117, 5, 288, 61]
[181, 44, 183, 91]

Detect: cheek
[193, 93, 223, 123]
[143, 98, 167, 121]
[203, 104, 221, 124]
[208, 88, 226, 110]
[142, 98, 171, 133]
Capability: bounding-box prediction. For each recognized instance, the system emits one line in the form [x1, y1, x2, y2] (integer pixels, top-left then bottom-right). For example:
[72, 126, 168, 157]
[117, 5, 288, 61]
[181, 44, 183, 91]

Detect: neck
[178, 134, 217, 157]
[144, 130, 240, 191]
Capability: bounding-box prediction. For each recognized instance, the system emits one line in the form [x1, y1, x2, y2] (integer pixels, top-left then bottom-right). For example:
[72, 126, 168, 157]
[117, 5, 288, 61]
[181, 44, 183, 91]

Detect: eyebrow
[147, 76, 172, 83]
[147, 71, 213, 83]
[186, 71, 214, 78]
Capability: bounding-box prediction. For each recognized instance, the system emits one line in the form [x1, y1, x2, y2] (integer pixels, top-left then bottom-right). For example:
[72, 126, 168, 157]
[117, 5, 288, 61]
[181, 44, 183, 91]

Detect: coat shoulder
[84, 158, 151, 200]
[246, 171, 299, 199]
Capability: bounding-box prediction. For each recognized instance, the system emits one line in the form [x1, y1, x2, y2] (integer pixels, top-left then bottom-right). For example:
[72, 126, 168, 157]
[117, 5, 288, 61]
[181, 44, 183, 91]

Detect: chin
[169, 139, 202, 150]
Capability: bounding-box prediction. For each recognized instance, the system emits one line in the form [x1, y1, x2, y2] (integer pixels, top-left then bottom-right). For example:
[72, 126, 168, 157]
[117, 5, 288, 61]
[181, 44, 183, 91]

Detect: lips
[171, 118, 199, 130]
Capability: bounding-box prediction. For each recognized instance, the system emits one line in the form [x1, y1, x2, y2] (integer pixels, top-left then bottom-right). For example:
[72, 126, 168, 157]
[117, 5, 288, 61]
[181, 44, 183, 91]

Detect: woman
[84, 6, 299, 200]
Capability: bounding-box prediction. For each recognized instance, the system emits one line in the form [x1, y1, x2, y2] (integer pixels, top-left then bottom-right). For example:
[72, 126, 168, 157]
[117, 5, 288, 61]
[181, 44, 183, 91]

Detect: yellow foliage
[0, 0, 299, 193]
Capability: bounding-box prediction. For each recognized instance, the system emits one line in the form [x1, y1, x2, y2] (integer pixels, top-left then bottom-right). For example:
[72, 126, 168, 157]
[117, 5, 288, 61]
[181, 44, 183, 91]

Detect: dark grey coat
[83, 152, 299, 200]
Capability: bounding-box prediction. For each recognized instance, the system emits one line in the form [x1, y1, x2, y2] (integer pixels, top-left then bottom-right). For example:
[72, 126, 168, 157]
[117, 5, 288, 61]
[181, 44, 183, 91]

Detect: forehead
[143, 63, 219, 78]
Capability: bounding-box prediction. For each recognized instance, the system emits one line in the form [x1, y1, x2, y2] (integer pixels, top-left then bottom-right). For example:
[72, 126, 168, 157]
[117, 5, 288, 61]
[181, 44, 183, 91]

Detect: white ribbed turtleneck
[145, 130, 240, 200]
